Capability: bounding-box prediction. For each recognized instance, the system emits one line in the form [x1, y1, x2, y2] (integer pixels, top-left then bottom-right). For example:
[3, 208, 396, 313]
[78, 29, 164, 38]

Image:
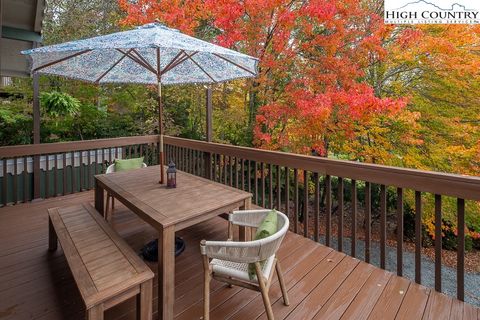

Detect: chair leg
[276, 261, 289, 306]
[202, 252, 211, 320]
[203, 271, 211, 320]
[255, 262, 274, 320]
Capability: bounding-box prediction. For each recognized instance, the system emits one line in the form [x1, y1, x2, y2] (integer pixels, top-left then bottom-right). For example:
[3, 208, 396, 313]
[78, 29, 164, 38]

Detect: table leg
[159, 226, 175, 319]
[239, 198, 252, 241]
[94, 178, 105, 217]
[48, 216, 57, 251]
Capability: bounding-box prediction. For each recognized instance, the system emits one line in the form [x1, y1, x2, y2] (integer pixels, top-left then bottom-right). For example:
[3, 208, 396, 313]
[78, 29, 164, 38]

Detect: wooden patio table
[94, 165, 252, 320]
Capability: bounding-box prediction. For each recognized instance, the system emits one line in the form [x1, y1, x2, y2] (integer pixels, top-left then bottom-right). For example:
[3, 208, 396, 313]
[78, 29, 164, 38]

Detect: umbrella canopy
[21, 22, 258, 85]
[22, 22, 259, 184]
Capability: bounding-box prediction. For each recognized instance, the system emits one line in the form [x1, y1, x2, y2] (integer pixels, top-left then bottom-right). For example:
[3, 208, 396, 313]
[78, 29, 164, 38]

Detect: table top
[95, 165, 252, 230]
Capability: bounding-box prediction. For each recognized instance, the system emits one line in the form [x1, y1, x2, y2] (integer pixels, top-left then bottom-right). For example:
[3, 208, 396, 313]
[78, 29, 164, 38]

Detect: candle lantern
[167, 161, 177, 188]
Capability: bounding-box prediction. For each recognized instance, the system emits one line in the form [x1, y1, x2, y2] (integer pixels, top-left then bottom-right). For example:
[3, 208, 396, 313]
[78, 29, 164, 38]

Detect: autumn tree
[119, 0, 411, 157]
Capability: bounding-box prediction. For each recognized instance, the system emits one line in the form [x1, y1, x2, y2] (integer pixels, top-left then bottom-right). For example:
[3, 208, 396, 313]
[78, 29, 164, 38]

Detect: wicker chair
[105, 162, 147, 221]
[200, 209, 290, 320]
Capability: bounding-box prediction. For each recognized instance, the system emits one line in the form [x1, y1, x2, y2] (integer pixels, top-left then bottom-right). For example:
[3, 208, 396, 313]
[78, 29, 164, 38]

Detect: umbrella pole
[158, 81, 165, 184]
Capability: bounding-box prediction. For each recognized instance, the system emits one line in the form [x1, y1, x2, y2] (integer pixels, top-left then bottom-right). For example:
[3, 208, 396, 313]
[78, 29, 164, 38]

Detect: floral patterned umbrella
[22, 22, 259, 183]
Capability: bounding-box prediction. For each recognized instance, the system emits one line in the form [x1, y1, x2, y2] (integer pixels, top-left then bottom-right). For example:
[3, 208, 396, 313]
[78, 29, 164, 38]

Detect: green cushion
[248, 210, 278, 280]
[115, 157, 144, 172]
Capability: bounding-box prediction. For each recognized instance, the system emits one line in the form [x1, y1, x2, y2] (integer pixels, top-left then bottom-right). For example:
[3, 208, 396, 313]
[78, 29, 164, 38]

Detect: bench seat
[48, 203, 154, 320]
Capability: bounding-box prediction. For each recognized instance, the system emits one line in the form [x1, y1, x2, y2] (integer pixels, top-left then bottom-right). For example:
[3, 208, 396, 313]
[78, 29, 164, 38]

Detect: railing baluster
[235, 157, 239, 189]
[45, 154, 50, 198]
[397, 187, 404, 276]
[213, 153, 217, 181]
[285, 167, 290, 218]
[241, 159, 245, 190]
[294, 168, 299, 234]
[23, 157, 28, 202]
[215, 153, 219, 180]
[365, 181, 371, 263]
[338, 177, 344, 252]
[254, 161, 258, 205]
[13, 158, 18, 204]
[276, 165, 281, 210]
[71, 151, 76, 193]
[63, 153, 67, 195]
[88, 150, 92, 189]
[190, 148, 193, 173]
[351, 179, 357, 257]
[457, 198, 465, 301]
[248, 160, 252, 193]
[2, 158, 7, 206]
[415, 191, 422, 284]
[303, 170, 309, 238]
[326, 175, 331, 247]
[229, 156, 233, 186]
[380, 184, 387, 269]
[180, 147, 184, 171]
[79, 151, 84, 191]
[102, 148, 106, 172]
[223, 155, 227, 185]
[269, 164, 273, 209]
[314, 172, 319, 242]
[54, 154, 58, 197]
[94, 149, 98, 176]
[261, 163, 266, 207]
[435, 194, 442, 292]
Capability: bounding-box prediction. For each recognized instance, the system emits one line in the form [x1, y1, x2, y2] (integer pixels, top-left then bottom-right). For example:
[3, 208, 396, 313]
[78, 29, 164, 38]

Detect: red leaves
[119, 0, 408, 159]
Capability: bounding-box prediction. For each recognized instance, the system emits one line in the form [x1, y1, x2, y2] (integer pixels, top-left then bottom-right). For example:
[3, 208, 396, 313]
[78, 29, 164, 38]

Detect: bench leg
[86, 305, 104, 320]
[48, 216, 57, 251]
[136, 280, 153, 320]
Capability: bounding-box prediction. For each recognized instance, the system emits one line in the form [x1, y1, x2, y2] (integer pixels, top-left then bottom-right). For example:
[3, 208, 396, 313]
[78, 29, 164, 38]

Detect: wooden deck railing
[0, 135, 159, 202]
[162, 136, 480, 303]
[1, 134, 480, 303]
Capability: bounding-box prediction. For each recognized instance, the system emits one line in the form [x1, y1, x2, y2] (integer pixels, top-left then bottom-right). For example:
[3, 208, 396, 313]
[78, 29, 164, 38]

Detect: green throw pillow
[248, 210, 278, 280]
[115, 157, 144, 172]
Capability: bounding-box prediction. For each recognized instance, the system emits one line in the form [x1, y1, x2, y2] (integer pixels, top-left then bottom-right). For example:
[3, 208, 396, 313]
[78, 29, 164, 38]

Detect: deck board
[0, 191, 478, 320]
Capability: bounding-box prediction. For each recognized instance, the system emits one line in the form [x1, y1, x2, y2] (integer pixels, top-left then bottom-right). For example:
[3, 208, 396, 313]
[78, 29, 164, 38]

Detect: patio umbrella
[22, 22, 258, 183]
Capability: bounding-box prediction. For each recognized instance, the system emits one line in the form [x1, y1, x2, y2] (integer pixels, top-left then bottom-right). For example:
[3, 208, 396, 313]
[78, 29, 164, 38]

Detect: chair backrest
[203, 210, 289, 263]
[105, 161, 147, 174]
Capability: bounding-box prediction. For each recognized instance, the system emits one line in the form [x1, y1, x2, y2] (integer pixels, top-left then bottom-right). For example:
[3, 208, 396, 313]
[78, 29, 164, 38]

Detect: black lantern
[167, 161, 177, 188]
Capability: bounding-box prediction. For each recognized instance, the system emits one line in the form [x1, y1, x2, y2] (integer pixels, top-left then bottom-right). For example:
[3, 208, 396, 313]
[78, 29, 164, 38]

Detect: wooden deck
[0, 192, 478, 320]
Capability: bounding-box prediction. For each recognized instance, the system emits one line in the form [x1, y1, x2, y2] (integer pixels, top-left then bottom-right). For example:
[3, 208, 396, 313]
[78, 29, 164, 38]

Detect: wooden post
[206, 87, 213, 142]
[33, 72, 41, 200]
[204, 87, 213, 179]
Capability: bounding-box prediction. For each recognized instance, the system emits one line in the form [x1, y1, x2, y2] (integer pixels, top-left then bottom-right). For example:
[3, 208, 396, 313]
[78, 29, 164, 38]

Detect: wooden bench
[48, 203, 154, 320]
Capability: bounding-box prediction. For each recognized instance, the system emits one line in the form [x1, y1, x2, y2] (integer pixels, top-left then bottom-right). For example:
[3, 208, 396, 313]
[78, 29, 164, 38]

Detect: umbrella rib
[32, 49, 92, 73]
[94, 49, 133, 84]
[212, 53, 256, 76]
[117, 49, 158, 76]
[184, 52, 217, 83]
[161, 52, 198, 76]
[160, 50, 185, 76]
[130, 49, 157, 74]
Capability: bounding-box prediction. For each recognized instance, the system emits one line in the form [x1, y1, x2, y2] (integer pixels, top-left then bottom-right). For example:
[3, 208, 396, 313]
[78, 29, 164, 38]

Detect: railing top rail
[164, 136, 480, 201]
[0, 135, 159, 158]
